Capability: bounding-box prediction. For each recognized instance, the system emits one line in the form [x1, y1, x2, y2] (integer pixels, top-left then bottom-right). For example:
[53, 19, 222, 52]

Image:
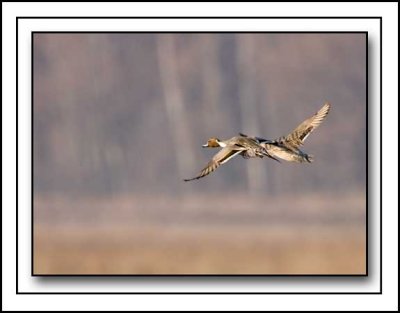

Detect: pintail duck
[184, 102, 330, 181]
[241, 102, 331, 163]
[184, 136, 278, 181]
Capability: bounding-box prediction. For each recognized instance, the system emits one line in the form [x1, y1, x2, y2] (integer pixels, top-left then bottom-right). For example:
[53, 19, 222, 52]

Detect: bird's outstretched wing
[184, 147, 241, 181]
[277, 102, 331, 149]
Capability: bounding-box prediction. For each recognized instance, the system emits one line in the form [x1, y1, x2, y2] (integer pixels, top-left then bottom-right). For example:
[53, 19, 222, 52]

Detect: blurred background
[33, 33, 366, 274]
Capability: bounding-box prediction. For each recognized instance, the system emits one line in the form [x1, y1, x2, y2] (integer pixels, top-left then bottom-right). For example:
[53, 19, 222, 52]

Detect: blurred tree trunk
[258, 37, 279, 194]
[259, 86, 278, 195]
[236, 35, 267, 193]
[156, 35, 195, 182]
[200, 35, 223, 131]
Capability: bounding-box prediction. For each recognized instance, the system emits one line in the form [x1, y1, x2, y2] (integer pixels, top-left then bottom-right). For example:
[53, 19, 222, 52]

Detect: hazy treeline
[33, 33, 366, 196]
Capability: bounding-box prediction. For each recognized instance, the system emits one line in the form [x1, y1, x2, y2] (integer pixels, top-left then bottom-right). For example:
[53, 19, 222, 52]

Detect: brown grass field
[34, 224, 365, 275]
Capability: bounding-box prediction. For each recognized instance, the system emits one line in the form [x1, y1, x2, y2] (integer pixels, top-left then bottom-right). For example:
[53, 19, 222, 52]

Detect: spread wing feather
[184, 148, 241, 181]
[277, 102, 331, 149]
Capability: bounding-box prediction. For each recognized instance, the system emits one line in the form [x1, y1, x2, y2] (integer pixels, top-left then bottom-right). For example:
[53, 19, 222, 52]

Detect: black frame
[16, 16, 382, 295]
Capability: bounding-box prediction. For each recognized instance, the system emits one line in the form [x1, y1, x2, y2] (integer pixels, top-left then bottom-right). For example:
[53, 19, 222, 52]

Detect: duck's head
[202, 137, 223, 148]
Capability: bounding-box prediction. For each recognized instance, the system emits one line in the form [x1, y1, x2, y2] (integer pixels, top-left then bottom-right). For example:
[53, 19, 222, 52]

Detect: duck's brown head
[202, 137, 222, 148]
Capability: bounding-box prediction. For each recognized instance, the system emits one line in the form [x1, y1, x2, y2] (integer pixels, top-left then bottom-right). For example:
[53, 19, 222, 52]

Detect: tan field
[34, 223, 365, 275]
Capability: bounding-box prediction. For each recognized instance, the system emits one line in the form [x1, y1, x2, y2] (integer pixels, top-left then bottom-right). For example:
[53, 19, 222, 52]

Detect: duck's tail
[293, 153, 313, 163]
[305, 154, 314, 163]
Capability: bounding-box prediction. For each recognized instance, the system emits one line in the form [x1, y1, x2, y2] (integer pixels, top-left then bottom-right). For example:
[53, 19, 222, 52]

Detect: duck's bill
[202, 143, 209, 147]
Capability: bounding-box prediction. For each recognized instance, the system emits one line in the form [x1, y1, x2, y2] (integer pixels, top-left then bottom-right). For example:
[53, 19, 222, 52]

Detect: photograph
[33, 32, 367, 275]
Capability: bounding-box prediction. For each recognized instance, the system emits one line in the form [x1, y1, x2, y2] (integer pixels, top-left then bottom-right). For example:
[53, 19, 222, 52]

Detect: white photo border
[16, 16, 380, 295]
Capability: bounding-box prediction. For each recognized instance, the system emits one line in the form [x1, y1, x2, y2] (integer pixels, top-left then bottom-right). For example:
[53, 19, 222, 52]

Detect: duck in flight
[184, 102, 331, 181]
[183, 135, 279, 182]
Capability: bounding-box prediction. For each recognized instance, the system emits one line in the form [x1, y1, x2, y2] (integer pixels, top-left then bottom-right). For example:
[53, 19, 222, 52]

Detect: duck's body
[184, 102, 331, 181]
[239, 133, 314, 163]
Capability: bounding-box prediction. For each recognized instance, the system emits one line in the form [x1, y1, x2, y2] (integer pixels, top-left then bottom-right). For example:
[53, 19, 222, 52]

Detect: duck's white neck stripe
[218, 141, 227, 148]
